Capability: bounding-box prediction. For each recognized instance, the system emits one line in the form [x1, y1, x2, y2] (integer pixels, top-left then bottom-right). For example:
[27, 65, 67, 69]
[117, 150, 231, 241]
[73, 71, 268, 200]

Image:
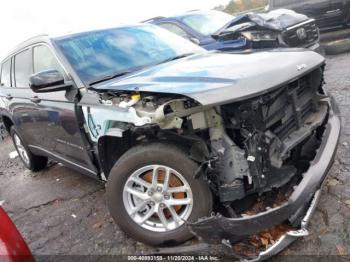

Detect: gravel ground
[0, 52, 349, 260]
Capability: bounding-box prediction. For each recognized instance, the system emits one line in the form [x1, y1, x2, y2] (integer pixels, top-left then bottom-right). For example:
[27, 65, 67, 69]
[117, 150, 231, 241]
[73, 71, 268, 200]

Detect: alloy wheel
[123, 165, 193, 232]
[13, 134, 30, 165]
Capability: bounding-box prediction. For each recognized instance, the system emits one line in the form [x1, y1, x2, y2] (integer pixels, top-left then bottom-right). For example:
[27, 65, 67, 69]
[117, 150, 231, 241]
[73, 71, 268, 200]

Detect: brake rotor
[142, 169, 185, 217]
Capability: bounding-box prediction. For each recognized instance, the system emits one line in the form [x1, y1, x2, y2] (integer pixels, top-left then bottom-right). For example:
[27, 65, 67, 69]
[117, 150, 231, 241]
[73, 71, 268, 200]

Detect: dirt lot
[1, 51, 350, 260]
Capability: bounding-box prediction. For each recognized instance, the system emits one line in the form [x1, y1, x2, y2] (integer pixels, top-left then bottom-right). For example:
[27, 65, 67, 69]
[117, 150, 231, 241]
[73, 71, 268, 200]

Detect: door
[0, 58, 15, 122]
[303, 0, 337, 27]
[30, 44, 97, 175]
[4, 49, 42, 146]
[329, 0, 348, 25]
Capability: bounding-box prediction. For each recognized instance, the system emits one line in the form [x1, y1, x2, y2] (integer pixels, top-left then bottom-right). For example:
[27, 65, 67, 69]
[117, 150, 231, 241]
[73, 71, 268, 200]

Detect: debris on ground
[231, 181, 295, 257]
[336, 244, 347, 256]
[241, 183, 294, 216]
[9, 151, 18, 159]
[232, 224, 293, 257]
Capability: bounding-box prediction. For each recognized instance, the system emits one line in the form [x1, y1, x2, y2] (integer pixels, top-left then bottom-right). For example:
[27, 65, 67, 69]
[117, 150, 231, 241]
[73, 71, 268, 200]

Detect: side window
[33, 45, 64, 75]
[14, 49, 32, 88]
[158, 23, 189, 39]
[0, 59, 11, 87]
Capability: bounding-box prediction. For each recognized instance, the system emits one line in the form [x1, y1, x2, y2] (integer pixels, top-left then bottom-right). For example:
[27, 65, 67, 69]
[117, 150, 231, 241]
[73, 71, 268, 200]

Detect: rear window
[0, 59, 11, 87]
[14, 49, 32, 87]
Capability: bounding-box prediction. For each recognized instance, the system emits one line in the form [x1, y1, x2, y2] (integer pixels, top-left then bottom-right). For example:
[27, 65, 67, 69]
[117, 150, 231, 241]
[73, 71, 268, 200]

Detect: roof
[1, 34, 51, 62]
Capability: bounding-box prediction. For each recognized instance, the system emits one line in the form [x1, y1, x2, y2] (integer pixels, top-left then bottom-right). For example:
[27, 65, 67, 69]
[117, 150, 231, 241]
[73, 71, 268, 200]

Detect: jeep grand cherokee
[0, 24, 340, 259]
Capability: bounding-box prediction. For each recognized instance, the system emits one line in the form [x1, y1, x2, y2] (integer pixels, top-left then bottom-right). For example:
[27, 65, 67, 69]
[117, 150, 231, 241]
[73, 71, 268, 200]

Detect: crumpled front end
[185, 67, 341, 259]
[214, 9, 320, 51]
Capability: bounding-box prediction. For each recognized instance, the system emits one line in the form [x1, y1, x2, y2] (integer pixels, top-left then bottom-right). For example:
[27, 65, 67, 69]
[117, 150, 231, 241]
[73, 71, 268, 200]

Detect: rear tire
[106, 143, 212, 246]
[0, 122, 7, 141]
[10, 126, 48, 172]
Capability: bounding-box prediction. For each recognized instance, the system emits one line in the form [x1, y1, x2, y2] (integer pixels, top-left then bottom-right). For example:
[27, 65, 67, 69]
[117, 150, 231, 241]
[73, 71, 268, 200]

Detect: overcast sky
[0, 0, 230, 60]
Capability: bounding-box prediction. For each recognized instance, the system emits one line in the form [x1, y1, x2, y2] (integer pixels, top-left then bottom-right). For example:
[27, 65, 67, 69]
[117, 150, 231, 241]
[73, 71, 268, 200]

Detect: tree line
[215, 0, 269, 14]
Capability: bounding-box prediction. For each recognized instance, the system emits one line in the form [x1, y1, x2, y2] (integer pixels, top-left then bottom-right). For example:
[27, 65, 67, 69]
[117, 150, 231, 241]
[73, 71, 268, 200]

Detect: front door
[29, 44, 98, 175]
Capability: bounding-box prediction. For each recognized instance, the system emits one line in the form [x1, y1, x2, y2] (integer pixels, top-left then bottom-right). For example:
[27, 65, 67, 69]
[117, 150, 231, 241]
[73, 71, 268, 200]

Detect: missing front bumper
[151, 106, 340, 262]
[229, 189, 321, 261]
[188, 110, 340, 260]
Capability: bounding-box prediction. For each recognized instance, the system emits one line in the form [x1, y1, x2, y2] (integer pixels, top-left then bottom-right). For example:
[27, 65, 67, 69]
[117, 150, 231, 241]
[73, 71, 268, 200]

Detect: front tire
[106, 143, 212, 246]
[10, 126, 48, 172]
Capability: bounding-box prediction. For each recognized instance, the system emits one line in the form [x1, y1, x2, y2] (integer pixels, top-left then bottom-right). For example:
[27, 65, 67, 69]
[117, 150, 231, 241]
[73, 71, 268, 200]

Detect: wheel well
[1, 116, 13, 133]
[98, 131, 209, 178]
[98, 133, 136, 177]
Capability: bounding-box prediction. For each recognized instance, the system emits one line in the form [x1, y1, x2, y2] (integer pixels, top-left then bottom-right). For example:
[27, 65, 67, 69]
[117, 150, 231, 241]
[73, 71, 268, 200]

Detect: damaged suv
[0, 24, 340, 258]
[147, 10, 322, 53]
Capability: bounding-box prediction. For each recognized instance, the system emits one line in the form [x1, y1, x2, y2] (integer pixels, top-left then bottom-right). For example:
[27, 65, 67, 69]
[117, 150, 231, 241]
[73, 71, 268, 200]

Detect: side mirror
[29, 70, 72, 93]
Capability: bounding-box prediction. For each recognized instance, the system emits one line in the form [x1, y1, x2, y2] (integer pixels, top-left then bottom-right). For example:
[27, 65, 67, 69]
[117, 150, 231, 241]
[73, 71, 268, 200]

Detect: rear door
[0, 59, 15, 121]
[6, 49, 41, 146]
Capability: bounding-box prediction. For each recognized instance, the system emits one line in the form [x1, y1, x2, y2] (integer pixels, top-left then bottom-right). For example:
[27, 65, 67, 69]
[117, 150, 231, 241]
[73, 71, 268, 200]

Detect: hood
[219, 9, 310, 34]
[93, 50, 324, 107]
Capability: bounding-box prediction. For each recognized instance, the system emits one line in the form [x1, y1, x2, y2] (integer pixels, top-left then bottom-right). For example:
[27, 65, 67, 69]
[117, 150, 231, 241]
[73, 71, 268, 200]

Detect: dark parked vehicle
[146, 10, 322, 53]
[0, 24, 340, 259]
[268, 0, 350, 29]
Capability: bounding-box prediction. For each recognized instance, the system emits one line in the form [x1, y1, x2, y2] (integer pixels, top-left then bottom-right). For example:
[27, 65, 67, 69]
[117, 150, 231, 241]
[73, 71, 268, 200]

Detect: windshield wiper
[88, 70, 133, 86]
[156, 53, 195, 65]
[89, 53, 195, 86]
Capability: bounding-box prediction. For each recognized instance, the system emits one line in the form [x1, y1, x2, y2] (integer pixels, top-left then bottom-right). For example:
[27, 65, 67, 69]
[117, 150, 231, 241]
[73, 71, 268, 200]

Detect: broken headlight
[241, 31, 278, 41]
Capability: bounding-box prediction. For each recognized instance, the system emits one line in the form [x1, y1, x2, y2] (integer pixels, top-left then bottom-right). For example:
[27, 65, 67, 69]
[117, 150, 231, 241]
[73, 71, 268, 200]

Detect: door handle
[5, 94, 13, 100]
[327, 9, 341, 14]
[30, 96, 41, 103]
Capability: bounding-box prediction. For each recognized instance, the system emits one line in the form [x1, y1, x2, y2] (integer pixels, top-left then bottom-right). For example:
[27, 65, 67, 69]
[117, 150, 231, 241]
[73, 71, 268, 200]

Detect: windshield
[54, 25, 204, 83]
[181, 11, 234, 36]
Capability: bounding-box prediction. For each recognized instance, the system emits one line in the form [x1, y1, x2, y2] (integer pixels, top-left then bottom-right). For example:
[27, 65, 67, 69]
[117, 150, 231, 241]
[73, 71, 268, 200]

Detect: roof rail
[15, 34, 49, 47]
[142, 16, 165, 23]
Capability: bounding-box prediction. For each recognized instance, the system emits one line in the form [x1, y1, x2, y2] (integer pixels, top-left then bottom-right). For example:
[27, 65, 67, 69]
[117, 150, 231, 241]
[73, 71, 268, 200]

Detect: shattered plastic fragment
[247, 156, 256, 162]
[9, 151, 18, 159]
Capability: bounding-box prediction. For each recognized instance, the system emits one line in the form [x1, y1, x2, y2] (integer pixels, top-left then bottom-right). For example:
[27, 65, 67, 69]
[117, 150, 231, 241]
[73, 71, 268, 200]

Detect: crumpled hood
[220, 9, 310, 33]
[94, 50, 324, 106]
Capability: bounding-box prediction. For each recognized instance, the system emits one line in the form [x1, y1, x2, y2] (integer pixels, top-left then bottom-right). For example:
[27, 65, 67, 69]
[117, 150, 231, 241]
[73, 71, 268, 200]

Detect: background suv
[147, 10, 321, 52]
